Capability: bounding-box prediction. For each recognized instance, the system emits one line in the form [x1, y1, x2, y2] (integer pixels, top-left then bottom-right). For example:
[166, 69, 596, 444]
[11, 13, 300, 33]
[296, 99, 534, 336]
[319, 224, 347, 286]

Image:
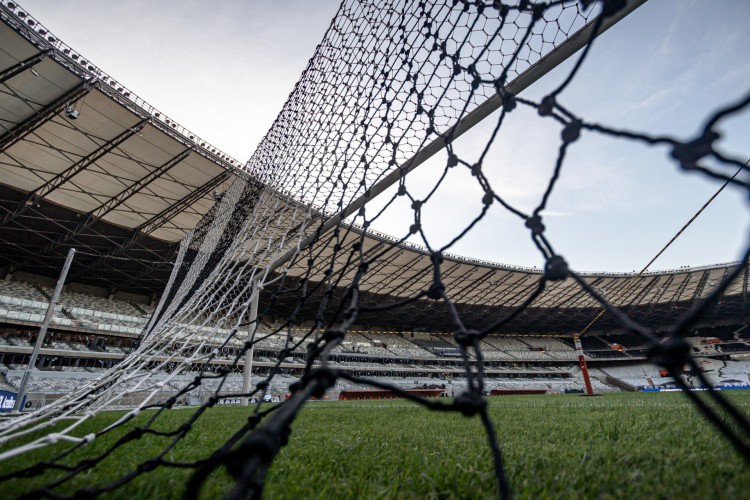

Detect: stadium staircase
[129, 302, 148, 315]
[357, 332, 401, 357]
[481, 337, 517, 359]
[398, 333, 433, 356]
[31, 283, 76, 322]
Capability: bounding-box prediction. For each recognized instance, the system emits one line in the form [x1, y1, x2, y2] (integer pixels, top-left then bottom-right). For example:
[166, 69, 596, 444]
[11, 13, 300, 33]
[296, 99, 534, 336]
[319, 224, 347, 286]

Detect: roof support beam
[625, 275, 660, 308]
[0, 49, 52, 86]
[692, 270, 711, 301]
[0, 117, 148, 228]
[464, 271, 518, 306]
[21, 147, 192, 262]
[91, 147, 192, 220]
[102, 246, 179, 293]
[32, 117, 149, 200]
[135, 170, 231, 237]
[0, 79, 92, 152]
[439, 261, 468, 284]
[669, 273, 693, 304]
[485, 276, 539, 308]
[545, 277, 602, 309]
[450, 268, 499, 303]
[649, 275, 675, 311]
[372, 254, 429, 296]
[360, 248, 406, 291]
[564, 278, 614, 311]
[67, 170, 232, 280]
[599, 275, 642, 306]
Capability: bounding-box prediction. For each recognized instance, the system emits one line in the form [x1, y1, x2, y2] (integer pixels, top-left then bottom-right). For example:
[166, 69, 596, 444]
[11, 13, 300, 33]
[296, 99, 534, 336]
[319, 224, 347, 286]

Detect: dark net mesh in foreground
[1, 0, 750, 498]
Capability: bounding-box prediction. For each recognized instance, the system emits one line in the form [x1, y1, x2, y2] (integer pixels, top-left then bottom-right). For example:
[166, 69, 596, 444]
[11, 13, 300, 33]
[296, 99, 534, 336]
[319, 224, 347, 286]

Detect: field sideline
[1, 391, 748, 498]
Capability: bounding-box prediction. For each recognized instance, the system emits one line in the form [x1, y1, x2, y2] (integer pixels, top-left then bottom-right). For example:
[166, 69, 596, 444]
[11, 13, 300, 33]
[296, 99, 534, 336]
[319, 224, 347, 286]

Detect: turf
[0, 391, 748, 498]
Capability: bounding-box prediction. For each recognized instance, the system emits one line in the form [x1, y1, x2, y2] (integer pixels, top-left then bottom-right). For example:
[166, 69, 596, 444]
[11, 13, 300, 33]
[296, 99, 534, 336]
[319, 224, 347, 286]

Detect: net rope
[1, 0, 749, 498]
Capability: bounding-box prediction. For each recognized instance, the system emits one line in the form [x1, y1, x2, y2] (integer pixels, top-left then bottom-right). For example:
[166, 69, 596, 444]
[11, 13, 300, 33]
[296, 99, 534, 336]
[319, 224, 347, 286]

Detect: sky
[15, 0, 750, 273]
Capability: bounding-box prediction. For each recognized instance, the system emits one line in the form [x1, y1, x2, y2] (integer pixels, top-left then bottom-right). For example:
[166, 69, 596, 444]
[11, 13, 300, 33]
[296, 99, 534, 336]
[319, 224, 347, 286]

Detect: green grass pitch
[1, 391, 748, 498]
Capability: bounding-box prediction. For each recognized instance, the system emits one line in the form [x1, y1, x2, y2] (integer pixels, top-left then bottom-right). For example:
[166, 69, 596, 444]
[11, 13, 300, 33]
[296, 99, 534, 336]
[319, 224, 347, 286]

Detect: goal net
[1, 0, 749, 497]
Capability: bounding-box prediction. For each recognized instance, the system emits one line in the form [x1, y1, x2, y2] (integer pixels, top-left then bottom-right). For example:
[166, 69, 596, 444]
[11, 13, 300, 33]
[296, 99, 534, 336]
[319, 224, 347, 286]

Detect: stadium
[0, 0, 749, 498]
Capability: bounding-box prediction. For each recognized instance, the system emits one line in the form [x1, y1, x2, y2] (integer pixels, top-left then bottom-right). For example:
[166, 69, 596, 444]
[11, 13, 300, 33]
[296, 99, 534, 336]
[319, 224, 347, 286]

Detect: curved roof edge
[352, 222, 742, 278]
[1, 1, 246, 173]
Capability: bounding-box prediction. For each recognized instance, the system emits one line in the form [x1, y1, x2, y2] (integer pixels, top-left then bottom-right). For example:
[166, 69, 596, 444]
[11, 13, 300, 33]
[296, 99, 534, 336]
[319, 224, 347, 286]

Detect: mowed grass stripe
[0, 392, 747, 498]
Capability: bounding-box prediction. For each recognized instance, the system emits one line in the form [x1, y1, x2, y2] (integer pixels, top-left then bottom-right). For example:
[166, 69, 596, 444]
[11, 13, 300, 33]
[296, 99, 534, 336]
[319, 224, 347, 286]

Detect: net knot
[26, 463, 47, 478]
[544, 255, 569, 281]
[358, 262, 369, 273]
[482, 191, 494, 206]
[308, 368, 337, 398]
[295, 368, 337, 398]
[233, 428, 281, 468]
[448, 153, 459, 167]
[139, 460, 159, 473]
[562, 119, 582, 143]
[411, 200, 422, 210]
[454, 391, 487, 417]
[501, 91, 516, 112]
[671, 131, 719, 170]
[492, 1, 509, 16]
[427, 281, 445, 300]
[322, 329, 345, 344]
[454, 329, 480, 348]
[257, 380, 269, 391]
[409, 223, 420, 234]
[538, 95, 556, 116]
[307, 341, 319, 356]
[524, 214, 545, 235]
[531, 3, 545, 20]
[430, 251, 444, 265]
[645, 336, 690, 373]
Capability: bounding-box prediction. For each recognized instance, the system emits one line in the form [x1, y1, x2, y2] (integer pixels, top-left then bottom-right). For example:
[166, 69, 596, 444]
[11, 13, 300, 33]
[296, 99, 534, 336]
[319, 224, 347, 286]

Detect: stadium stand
[2, 274, 749, 406]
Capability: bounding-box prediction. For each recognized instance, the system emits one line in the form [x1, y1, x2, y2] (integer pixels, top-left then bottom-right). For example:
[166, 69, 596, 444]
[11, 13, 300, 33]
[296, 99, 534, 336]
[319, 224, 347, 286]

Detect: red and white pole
[573, 333, 594, 396]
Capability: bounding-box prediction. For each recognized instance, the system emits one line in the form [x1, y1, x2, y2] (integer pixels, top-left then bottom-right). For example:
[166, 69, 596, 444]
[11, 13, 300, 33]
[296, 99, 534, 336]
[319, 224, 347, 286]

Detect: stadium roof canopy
[0, 1, 747, 335]
[263, 224, 749, 334]
[0, 2, 245, 294]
